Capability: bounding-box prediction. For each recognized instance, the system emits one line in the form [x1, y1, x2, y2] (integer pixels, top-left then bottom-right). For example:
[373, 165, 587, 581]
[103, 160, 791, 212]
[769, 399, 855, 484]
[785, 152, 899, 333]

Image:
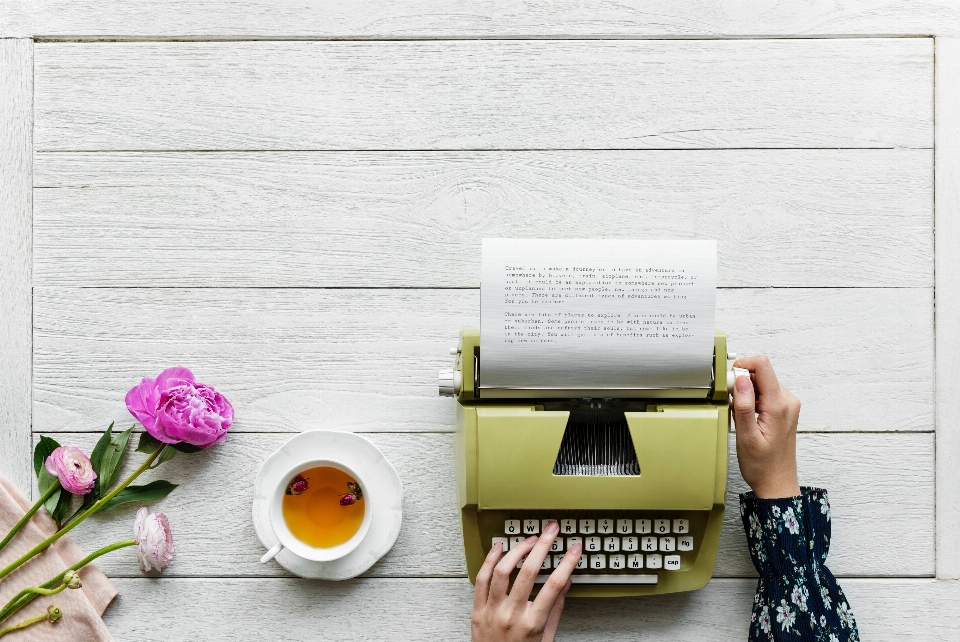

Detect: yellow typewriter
[439, 328, 735, 597]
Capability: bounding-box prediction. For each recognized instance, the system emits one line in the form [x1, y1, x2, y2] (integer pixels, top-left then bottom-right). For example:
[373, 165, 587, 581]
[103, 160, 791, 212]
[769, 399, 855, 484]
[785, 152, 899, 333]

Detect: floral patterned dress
[740, 487, 859, 642]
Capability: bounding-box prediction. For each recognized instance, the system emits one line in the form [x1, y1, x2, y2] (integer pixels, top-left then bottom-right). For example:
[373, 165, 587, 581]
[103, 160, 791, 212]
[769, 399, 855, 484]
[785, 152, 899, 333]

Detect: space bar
[534, 574, 658, 585]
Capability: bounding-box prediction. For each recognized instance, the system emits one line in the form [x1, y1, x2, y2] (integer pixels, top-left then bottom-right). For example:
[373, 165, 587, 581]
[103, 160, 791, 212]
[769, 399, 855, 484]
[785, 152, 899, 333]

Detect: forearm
[740, 488, 859, 642]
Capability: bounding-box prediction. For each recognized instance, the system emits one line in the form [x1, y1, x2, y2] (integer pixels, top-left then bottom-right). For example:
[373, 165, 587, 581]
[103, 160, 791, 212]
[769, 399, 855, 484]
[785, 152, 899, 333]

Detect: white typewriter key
[524, 519, 540, 535]
[585, 536, 602, 552]
[628, 553, 643, 569]
[641, 536, 657, 552]
[673, 519, 689, 534]
[617, 519, 633, 534]
[576, 554, 588, 570]
[678, 536, 694, 552]
[511, 536, 525, 550]
[636, 519, 652, 534]
[550, 537, 564, 553]
[610, 554, 625, 569]
[659, 537, 676, 552]
[590, 554, 607, 570]
[623, 536, 638, 552]
[554, 554, 567, 567]
[505, 519, 521, 535]
[655, 519, 670, 534]
[579, 519, 596, 534]
[541, 556, 552, 570]
[665, 555, 681, 571]
[542, 519, 557, 532]
[598, 518, 614, 534]
[560, 519, 577, 534]
[492, 537, 509, 552]
[517, 555, 527, 569]
[566, 536, 582, 551]
[646, 553, 663, 569]
[604, 537, 620, 552]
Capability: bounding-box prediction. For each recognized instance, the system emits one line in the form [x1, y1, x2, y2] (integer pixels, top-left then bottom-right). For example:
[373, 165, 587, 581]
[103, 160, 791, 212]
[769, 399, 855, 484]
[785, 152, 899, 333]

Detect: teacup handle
[260, 542, 283, 564]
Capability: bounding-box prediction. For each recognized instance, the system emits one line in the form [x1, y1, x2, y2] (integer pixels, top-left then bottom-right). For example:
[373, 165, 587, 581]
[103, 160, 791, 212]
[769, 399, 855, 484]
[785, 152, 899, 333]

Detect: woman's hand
[731, 355, 802, 499]
[471, 520, 582, 642]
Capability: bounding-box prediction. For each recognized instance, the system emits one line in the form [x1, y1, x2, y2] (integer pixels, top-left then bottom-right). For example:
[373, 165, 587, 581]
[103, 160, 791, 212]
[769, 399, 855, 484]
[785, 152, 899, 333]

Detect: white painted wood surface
[32, 149, 933, 288]
[935, 37, 960, 580]
[33, 39, 932, 151]
[2, 1, 959, 39]
[42, 431, 934, 579]
[0, 39, 33, 497]
[32, 288, 933, 435]
[0, 10, 954, 638]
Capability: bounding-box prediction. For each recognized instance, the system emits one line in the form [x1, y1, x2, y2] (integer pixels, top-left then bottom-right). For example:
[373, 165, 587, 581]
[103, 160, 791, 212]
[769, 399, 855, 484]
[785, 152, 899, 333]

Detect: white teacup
[259, 458, 372, 563]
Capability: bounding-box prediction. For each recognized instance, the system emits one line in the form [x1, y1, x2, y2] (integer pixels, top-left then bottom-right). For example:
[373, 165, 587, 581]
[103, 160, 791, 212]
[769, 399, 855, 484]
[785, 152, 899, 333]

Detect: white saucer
[252, 430, 403, 579]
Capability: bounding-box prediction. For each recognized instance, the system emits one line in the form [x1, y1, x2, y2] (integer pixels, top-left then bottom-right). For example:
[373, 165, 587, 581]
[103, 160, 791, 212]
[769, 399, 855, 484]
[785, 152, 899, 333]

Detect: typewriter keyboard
[485, 513, 706, 585]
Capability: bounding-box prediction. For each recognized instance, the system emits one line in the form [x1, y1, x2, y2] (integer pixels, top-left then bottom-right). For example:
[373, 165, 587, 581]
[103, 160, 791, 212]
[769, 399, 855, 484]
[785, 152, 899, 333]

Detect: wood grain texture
[42, 432, 933, 579]
[0, 39, 33, 497]
[32, 39, 933, 151]
[935, 37, 960, 580]
[32, 149, 934, 288]
[101, 578, 960, 641]
[2, 1, 959, 39]
[32, 287, 933, 435]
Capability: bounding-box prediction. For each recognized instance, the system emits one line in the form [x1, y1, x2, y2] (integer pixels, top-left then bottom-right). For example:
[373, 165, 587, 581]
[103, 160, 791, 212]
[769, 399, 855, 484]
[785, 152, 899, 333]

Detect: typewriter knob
[438, 369, 462, 397]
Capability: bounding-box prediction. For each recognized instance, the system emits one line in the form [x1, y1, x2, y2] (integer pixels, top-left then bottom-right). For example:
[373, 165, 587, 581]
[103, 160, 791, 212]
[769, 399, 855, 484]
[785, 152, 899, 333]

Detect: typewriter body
[440, 328, 732, 597]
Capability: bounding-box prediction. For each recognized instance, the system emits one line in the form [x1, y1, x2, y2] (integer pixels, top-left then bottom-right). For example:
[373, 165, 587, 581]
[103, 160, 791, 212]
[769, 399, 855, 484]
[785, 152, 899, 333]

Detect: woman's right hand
[731, 355, 802, 499]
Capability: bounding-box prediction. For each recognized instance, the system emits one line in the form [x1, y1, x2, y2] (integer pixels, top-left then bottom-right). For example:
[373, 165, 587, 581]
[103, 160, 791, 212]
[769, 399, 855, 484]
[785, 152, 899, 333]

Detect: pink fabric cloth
[0, 476, 116, 641]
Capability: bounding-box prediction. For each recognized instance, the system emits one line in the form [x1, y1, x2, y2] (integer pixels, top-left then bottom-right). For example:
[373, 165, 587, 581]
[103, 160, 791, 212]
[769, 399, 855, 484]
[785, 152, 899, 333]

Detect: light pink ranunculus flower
[134, 507, 174, 572]
[125, 367, 233, 448]
[45, 446, 97, 495]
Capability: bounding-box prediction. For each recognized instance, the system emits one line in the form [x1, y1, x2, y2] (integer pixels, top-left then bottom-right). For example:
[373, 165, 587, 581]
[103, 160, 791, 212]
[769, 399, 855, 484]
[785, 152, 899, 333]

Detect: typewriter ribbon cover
[479, 238, 718, 393]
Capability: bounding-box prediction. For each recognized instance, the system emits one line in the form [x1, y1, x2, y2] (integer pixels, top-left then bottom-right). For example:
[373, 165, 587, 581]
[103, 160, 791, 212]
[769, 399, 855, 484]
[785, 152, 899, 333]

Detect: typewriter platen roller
[440, 328, 736, 597]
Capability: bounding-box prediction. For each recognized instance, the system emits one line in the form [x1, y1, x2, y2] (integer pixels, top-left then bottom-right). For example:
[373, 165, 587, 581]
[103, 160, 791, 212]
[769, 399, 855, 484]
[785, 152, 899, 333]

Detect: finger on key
[531, 542, 581, 620]
[473, 541, 503, 610]
[489, 535, 537, 602]
[511, 520, 560, 599]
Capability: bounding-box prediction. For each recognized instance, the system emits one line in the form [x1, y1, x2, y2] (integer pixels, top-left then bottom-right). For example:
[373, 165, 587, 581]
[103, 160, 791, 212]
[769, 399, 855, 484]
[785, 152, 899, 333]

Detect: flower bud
[285, 474, 308, 496]
[339, 493, 357, 506]
[46, 605, 62, 623]
[63, 569, 82, 589]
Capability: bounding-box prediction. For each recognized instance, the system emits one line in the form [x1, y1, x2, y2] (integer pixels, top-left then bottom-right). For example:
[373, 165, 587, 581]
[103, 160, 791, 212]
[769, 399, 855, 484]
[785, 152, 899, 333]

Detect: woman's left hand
[471, 520, 581, 642]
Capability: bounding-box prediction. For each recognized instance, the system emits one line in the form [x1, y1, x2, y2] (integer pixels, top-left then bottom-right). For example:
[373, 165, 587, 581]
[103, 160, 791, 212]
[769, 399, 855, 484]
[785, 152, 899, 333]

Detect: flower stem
[0, 611, 55, 638]
[0, 539, 136, 624]
[0, 447, 161, 583]
[0, 483, 60, 553]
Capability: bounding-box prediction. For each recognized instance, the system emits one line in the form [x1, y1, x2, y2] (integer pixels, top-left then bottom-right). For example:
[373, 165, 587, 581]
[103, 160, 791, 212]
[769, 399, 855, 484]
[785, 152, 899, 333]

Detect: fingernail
[570, 543, 582, 555]
[526, 535, 537, 544]
[735, 375, 752, 393]
[545, 520, 559, 536]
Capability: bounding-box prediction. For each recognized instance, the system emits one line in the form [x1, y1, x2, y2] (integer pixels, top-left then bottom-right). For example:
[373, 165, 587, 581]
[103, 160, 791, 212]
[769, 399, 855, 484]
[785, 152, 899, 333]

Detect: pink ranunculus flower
[125, 367, 233, 448]
[45, 446, 97, 495]
[134, 507, 174, 572]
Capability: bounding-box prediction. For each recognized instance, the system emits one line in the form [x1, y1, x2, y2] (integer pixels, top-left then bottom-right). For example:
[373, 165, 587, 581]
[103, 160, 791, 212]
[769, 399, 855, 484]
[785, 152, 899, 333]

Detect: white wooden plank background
[2, 1, 959, 39]
[33, 39, 932, 151]
[0, 39, 33, 495]
[0, 4, 957, 639]
[32, 150, 933, 288]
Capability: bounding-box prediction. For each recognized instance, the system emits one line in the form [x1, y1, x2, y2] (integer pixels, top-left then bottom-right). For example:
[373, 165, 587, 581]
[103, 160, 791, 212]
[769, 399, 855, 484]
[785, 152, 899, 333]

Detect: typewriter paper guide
[479, 239, 717, 392]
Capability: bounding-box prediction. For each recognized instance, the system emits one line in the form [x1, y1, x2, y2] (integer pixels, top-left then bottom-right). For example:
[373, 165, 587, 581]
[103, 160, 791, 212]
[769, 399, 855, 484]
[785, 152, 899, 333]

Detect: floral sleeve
[740, 488, 859, 642]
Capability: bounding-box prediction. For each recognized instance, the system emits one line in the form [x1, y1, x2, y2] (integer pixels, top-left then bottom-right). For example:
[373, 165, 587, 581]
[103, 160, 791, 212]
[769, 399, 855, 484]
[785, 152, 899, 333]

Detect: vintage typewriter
[439, 328, 739, 597]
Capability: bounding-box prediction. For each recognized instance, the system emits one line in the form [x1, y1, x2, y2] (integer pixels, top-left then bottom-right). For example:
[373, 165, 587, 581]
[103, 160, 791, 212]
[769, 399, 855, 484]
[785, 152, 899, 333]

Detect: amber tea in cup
[281, 465, 366, 548]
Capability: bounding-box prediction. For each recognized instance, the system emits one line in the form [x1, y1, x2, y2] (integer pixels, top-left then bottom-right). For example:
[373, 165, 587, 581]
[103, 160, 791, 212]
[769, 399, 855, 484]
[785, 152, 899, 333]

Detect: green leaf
[38, 467, 61, 515]
[99, 480, 178, 512]
[81, 424, 114, 509]
[50, 488, 72, 526]
[98, 425, 133, 492]
[33, 436, 61, 476]
[136, 432, 165, 454]
[171, 442, 203, 454]
[152, 445, 177, 468]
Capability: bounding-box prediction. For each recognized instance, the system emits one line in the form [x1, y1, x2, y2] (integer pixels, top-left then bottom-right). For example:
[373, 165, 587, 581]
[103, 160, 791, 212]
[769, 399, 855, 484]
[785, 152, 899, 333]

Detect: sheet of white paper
[480, 239, 717, 391]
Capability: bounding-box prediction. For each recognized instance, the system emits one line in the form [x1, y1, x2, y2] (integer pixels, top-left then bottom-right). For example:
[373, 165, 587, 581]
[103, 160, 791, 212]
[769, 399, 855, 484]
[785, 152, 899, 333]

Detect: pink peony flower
[45, 446, 97, 495]
[134, 507, 174, 572]
[125, 367, 233, 448]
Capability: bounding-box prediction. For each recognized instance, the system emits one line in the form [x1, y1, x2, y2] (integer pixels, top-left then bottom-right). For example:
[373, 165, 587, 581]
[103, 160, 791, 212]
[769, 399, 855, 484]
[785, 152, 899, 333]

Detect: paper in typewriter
[480, 239, 717, 391]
